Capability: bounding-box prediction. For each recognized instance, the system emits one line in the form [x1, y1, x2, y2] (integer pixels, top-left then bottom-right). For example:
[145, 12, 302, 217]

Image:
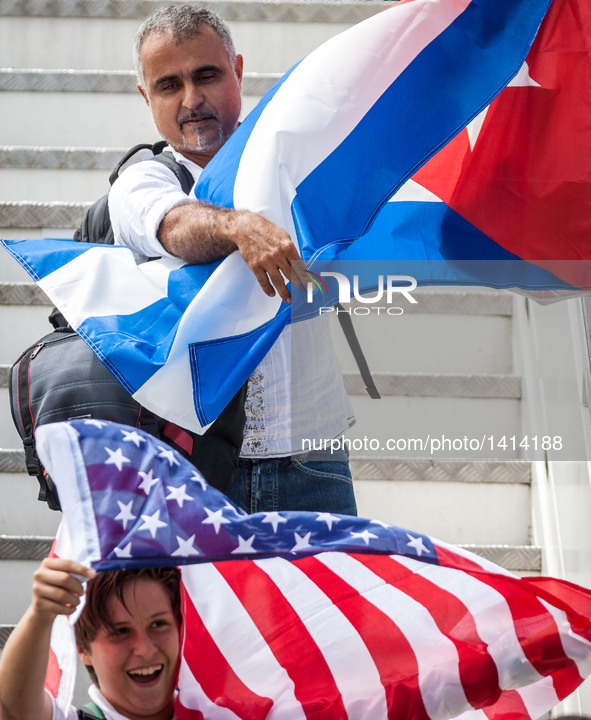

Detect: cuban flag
[36, 419, 591, 719]
[2, 0, 584, 432]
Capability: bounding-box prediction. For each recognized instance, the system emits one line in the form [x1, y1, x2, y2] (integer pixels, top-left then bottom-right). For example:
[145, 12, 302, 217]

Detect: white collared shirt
[109, 148, 354, 456]
[49, 685, 177, 720]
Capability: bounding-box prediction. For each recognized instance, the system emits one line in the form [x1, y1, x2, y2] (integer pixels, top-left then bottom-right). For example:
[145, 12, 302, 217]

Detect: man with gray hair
[109, 4, 357, 515]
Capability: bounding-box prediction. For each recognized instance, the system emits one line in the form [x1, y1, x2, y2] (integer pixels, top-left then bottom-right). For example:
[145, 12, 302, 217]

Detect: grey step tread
[0, 281, 512, 316]
[0, 200, 90, 228]
[351, 459, 531, 484]
[0, 0, 389, 22]
[0, 534, 53, 560]
[0, 450, 25, 473]
[0, 69, 281, 95]
[0, 364, 520, 398]
[0, 451, 532, 484]
[344, 371, 520, 399]
[1, 146, 136, 170]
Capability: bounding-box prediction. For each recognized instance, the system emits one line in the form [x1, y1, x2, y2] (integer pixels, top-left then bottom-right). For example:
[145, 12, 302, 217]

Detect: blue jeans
[224, 449, 357, 516]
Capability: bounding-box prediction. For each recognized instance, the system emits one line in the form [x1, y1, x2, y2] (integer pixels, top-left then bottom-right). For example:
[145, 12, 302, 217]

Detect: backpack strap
[107, 140, 195, 196]
[336, 305, 381, 399]
[108, 142, 158, 185]
[77, 702, 105, 719]
[151, 149, 196, 195]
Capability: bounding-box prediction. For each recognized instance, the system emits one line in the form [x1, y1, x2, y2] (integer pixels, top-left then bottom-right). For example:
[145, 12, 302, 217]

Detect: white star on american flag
[262, 512, 287, 532]
[189, 471, 207, 490]
[371, 519, 391, 529]
[157, 446, 180, 467]
[406, 533, 428, 556]
[202, 507, 231, 534]
[350, 529, 379, 545]
[316, 512, 341, 530]
[292, 532, 312, 551]
[121, 429, 146, 447]
[172, 534, 200, 557]
[114, 500, 136, 530]
[114, 542, 133, 558]
[138, 469, 160, 494]
[166, 484, 193, 508]
[84, 419, 107, 429]
[139, 509, 167, 538]
[104, 446, 131, 472]
[232, 535, 257, 554]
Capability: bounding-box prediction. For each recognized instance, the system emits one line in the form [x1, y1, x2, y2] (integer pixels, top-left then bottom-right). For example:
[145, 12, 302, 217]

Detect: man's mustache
[179, 111, 218, 125]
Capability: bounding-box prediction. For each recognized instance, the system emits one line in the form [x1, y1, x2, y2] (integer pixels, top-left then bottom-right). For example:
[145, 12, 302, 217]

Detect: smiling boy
[0, 557, 181, 720]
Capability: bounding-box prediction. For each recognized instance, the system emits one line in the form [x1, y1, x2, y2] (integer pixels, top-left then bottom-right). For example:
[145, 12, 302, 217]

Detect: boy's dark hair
[75, 567, 181, 685]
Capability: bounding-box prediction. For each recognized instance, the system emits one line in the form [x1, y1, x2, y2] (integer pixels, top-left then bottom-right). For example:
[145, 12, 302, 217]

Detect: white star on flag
[202, 507, 231, 534]
[466, 61, 541, 150]
[316, 512, 341, 530]
[262, 512, 287, 533]
[113, 543, 132, 558]
[292, 532, 312, 552]
[157, 446, 180, 467]
[371, 519, 392, 529]
[121, 430, 146, 447]
[350, 529, 379, 545]
[232, 535, 257, 554]
[224, 502, 243, 516]
[114, 500, 136, 530]
[166, 484, 193, 508]
[406, 533, 429, 556]
[139, 509, 168, 539]
[138, 469, 160, 495]
[104, 446, 131, 472]
[189, 471, 207, 490]
[172, 535, 200, 557]
[84, 419, 107, 429]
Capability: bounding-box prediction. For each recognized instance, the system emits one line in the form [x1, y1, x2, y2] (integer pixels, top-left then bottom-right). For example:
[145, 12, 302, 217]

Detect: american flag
[0, 0, 561, 433]
[36, 419, 591, 719]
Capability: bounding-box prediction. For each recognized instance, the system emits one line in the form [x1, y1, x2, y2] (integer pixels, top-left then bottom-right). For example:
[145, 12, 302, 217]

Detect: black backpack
[74, 139, 195, 244]
[9, 141, 246, 510]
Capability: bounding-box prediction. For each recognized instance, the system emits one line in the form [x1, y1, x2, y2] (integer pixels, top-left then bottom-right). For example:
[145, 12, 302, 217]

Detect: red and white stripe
[176, 550, 591, 719]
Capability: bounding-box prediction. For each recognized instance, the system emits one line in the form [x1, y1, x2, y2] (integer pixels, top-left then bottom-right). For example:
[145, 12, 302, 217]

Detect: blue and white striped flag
[2, 0, 553, 431]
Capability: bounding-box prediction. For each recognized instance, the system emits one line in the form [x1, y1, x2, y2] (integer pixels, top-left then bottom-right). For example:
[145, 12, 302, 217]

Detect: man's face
[78, 579, 180, 720]
[138, 26, 243, 167]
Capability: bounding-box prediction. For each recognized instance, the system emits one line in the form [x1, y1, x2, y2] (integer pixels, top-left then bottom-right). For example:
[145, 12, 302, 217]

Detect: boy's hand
[31, 558, 96, 621]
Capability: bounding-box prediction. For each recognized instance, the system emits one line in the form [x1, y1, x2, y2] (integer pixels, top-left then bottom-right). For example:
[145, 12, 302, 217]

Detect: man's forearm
[157, 201, 238, 264]
[157, 203, 308, 303]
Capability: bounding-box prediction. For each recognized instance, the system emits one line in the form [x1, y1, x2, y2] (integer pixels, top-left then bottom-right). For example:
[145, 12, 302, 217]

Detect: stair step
[0, 535, 52, 560]
[0, 201, 89, 229]
[0, 146, 129, 171]
[0, 68, 280, 95]
[0, 452, 25, 473]
[0, 452, 531, 482]
[0, 364, 520, 399]
[344, 372, 520, 399]
[350, 459, 531, 484]
[0, 0, 387, 22]
[0, 282, 49, 305]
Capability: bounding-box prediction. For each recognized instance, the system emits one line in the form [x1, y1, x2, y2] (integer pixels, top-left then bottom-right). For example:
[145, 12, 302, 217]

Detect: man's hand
[225, 211, 309, 304]
[158, 203, 309, 304]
